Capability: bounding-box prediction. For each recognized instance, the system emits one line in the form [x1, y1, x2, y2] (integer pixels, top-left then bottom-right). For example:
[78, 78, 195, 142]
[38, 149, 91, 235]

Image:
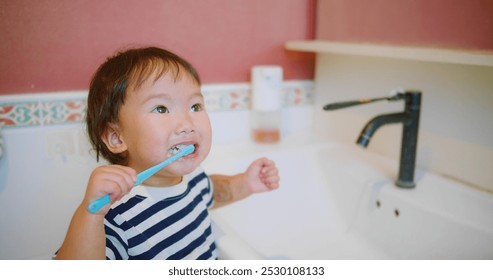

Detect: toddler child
[56, 47, 279, 259]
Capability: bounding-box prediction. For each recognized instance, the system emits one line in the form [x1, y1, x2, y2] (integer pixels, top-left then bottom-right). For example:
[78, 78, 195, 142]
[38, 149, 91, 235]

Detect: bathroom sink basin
[207, 141, 493, 259]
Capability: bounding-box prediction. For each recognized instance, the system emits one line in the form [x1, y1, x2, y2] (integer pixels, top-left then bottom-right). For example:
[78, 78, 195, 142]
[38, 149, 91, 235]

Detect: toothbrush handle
[88, 194, 111, 213]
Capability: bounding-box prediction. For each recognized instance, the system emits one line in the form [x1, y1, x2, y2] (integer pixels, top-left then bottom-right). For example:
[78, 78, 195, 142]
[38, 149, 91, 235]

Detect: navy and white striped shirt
[104, 166, 217, 259]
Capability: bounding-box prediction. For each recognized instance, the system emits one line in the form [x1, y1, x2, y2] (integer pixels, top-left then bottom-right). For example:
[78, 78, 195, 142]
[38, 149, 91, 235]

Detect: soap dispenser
[250, 66, 283, 143]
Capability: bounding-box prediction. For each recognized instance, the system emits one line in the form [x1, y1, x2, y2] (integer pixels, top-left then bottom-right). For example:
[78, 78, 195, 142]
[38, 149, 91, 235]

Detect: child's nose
[174, 112, 194, 135]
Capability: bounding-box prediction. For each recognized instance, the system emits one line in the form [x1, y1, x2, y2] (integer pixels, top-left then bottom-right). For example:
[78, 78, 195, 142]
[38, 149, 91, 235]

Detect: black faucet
[323, 90, 422, 188]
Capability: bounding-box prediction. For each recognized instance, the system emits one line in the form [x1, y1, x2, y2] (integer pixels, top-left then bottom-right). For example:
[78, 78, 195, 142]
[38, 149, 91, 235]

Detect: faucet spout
[356, 112, 410, 147]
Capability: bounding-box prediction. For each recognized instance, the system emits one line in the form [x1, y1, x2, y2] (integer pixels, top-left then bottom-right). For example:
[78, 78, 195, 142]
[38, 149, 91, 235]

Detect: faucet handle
[323, 91, 405, 111]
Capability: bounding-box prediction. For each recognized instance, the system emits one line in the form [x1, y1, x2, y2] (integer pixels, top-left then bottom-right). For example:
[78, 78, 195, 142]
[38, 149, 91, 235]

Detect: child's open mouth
[168, 143, 197, 157]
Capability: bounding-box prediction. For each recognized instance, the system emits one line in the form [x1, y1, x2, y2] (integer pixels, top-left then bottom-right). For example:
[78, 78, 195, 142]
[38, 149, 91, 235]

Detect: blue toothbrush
[87, 144, 195, 213]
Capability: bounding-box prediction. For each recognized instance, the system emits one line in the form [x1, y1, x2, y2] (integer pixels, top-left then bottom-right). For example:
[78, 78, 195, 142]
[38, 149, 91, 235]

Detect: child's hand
[245, 157, 280, 193]
[83, 165, 137, 215]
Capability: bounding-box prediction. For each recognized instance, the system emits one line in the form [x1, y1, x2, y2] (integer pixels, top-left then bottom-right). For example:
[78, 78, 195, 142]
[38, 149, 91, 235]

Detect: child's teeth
[168, 147, 177, 155]
[168, 145, 187, 155]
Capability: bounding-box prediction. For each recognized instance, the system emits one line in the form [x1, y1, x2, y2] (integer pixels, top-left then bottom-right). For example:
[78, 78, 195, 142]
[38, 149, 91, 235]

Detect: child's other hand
[83, 165, 137, 215]
[245, 157, 280, 193]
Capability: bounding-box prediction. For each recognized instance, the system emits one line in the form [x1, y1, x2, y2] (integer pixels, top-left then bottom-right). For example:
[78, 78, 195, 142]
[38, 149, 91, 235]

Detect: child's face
[111, 71, 212, 186]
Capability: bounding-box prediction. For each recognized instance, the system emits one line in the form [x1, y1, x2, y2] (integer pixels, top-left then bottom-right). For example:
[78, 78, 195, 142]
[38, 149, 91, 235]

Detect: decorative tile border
[283, 81, 314, 106]
[0, 98, 86, 127]
[0, 81, 314, 128]
[0, 101, 41, 126]
[202, 80, 314, 111]
[42, 99, 86, 125]
[202, 83, 251, 111]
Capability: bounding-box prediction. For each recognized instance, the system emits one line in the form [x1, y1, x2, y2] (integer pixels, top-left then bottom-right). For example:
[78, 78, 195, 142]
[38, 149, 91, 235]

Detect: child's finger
[96, 170, 133, 196]
[260, 166, 279, 178]
[261, 171, 280, 189]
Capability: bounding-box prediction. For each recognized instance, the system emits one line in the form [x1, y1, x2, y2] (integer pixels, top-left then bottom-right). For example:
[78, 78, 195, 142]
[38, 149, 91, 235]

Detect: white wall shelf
[286, 40, 493, 67]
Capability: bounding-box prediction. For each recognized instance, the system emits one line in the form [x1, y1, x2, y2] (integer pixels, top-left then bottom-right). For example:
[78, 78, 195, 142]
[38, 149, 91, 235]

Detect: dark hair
[86, 47, 201, 164]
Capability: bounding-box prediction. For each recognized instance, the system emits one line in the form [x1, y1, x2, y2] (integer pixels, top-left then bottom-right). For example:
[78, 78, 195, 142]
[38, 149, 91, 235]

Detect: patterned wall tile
[0, 99, 86, 128]
[0, 101, 41, 127]
[0, 81, 314, 128]
[202, 81, 314, 111]
[284, 83, 314, 106]
[41, 99, 86, 125]
[203, 87, 251, 112]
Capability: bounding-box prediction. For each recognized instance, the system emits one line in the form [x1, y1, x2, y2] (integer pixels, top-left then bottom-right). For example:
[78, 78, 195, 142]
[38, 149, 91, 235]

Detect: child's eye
[152, 105, 169, 114]
[190, 103, 204, 112]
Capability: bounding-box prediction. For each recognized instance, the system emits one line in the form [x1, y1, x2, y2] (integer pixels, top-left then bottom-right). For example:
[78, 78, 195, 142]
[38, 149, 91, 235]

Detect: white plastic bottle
[251, 66, 283, 143]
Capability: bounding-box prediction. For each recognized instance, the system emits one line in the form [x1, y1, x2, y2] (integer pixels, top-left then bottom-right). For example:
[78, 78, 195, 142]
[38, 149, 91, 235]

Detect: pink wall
[317, 0, 493, 51]
[0, 0, 316, 95]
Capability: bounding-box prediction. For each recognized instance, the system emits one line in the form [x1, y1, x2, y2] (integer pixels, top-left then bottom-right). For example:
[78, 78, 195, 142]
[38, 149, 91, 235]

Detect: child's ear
[102, 123, 128, 154]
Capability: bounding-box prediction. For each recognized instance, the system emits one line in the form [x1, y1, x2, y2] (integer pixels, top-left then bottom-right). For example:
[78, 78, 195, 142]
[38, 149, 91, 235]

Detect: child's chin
[173, 162, 200, 175]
